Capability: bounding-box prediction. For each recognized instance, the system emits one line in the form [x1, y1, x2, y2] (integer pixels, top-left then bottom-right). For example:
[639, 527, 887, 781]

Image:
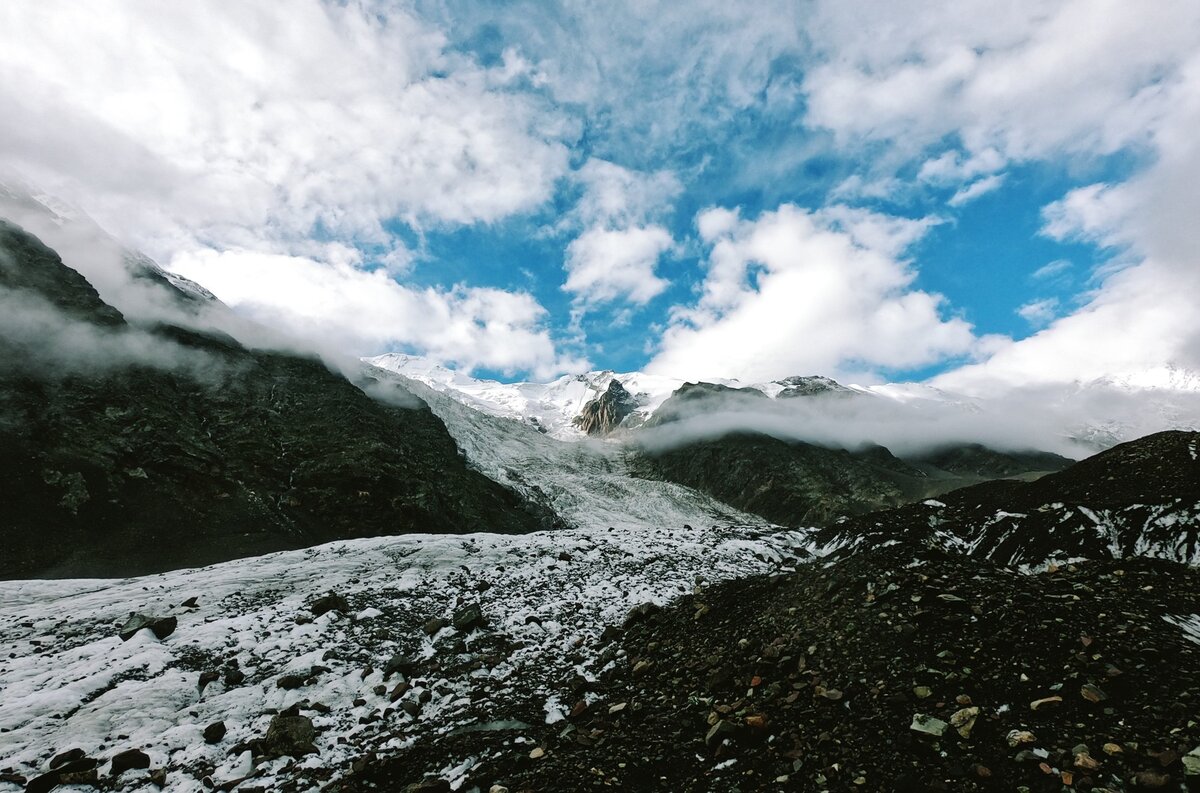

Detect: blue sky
[3, 1, 1199, 390]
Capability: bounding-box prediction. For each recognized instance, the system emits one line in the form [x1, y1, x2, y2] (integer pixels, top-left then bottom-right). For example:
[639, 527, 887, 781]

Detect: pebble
[909, 714, 948, 737]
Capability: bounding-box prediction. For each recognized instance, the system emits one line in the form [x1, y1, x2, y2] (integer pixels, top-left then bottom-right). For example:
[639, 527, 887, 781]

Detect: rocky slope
[819, 430, 1200, 565]
[358, 547, 1199, 792]
[0, 221, 553, 579]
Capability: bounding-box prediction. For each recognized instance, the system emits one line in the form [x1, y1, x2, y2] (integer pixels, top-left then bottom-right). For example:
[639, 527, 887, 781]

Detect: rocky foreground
[342, 547, 1200, 792]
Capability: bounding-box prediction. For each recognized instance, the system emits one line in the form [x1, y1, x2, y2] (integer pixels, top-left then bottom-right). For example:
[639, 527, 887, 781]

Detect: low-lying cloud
[633, 384, 1200, 460]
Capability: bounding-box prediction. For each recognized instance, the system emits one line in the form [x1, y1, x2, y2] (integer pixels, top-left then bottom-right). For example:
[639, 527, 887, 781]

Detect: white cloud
[800, 0, 1200, 393]
[563, 226, 672, 305]
[947, 174, 1006, 207]
[561, 159, 681, 308]
[1016, 297, 1059, 326]
[169, 248, 584, 379]
[1031, 259, 1072, 280]
[0, 1, 589, 374]
[0, 2, 572, 260]
[646, 204, 977, 382]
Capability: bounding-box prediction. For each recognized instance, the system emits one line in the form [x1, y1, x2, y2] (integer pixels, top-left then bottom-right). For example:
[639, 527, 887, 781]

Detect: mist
[0, 285, 235, 383]
[631, 384, 1200, 460]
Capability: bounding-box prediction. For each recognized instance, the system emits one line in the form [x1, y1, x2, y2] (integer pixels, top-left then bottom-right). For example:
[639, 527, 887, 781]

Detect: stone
[913, 685, 932, 699]
[405, 780, 451, 793]
[632, 660, 653, 677]
[1183, 746, 1200, 776]
[262, 714, 317, 758]
[1080, 683, 1107, 702]
[383, 653, 416, 680]
[950, 706, 980, 738]
[57, 769, 97, 786]
[49, 749, 86, 769]
[528, 747, 545, 760]
[706, 719, 738, 747]
[489, 786, 510, 793]
[203, 721, 226, 744]
[422, 617, 449, 636]
[109, 748, 151, 775]
[1132, 770, 1170, 788]
[1030, 695, 1062, 710]
[277, 674, 306, 690]
[309, 594, 350, 617]
[910, 714, 948, 737]
[452, 604, 486, 632]
[149, 768, 168, 787]
[25, 772, 62, 793]
[118, 614, 176, 642]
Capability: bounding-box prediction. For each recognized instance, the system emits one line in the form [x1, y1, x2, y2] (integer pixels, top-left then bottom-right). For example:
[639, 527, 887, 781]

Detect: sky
[2, 1, 1200, 391]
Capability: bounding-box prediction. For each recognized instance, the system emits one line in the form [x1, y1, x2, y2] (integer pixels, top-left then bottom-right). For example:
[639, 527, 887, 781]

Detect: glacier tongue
[367, 365, 768, 531]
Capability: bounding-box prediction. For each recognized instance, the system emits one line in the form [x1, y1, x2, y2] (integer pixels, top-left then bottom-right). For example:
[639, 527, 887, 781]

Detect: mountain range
[2, 189, 1200, 792]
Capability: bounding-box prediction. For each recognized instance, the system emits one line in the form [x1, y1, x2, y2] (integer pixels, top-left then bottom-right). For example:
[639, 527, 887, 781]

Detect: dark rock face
[0, 222, 557, 579]
[821, 430, 1200, 565]
[631, 432, 945, 526]
[572, 379, 639, 436]
[644, 381, 768, 428]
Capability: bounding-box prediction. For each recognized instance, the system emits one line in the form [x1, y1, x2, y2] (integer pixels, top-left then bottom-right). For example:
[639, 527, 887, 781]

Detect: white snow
[1164, 614, 1200, 646]
[0, 524, 814, 791]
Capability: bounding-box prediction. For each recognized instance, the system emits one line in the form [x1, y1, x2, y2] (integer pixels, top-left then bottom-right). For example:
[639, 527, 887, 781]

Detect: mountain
[0, 220, 554, 579]
[818, 430, 1200, 565]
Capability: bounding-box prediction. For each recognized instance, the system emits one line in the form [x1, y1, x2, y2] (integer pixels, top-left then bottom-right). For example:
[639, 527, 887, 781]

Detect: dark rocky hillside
[627, 382, 1071, 528]
[0, 221, 555, 579]
[629, 432, 935, 526]
[819, 430, 1200, 565]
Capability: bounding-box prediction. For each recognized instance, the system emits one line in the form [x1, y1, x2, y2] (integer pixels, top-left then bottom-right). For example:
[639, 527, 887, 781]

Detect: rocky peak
[572, 378, 639, 436]
[775, 374, 854, 398]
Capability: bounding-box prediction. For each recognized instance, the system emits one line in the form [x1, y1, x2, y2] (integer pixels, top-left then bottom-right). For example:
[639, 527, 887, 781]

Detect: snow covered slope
[0, 524, 812, 792]
[367, 354, 694, 439]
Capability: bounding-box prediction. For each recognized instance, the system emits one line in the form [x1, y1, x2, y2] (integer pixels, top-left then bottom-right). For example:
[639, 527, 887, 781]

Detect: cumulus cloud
[646, 204, 978, 382]
[169, 248, 584, 379]
[0, 2, 592, 375]
[564, 226, 672, 305]
[0, 2, 571, 256]
[801, 0, 1200, 393]
[561, 159, 681, 308]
